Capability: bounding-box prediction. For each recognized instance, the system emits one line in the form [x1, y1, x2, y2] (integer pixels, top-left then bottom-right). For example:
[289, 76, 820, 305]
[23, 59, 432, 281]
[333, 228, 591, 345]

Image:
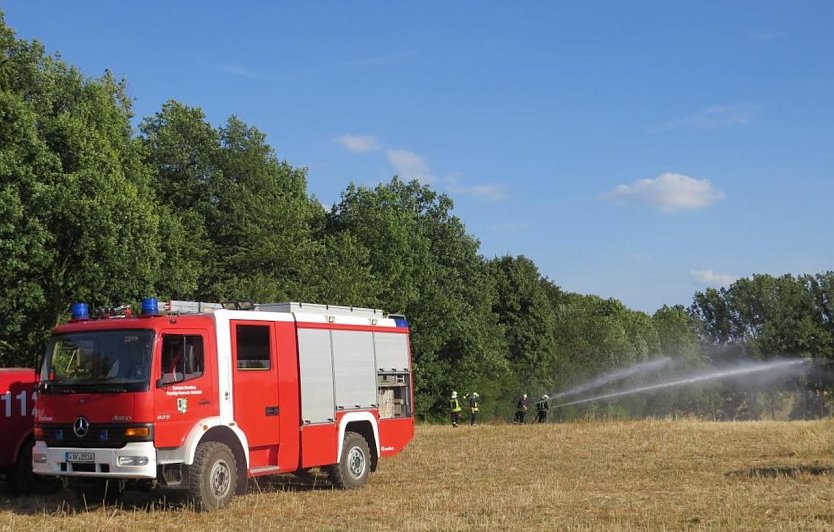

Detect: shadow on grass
[726, 465, 834, 478]
[0, 471, 336, 515]
[0, 486, 192, 515]
[247, 470, 335, 493]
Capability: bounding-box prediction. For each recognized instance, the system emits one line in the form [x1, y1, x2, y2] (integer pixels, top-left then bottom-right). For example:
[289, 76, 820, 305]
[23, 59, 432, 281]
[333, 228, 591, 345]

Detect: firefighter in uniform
[449, 391, 462, 427]
[514, 393, 529, 424]
[536, 394, 550, 423]
[465, 392, 480, 425]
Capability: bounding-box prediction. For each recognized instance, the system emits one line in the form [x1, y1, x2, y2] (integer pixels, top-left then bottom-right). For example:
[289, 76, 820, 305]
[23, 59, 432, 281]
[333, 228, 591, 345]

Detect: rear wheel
[186, 442, 237, 511]
[327, 431, 371, 490]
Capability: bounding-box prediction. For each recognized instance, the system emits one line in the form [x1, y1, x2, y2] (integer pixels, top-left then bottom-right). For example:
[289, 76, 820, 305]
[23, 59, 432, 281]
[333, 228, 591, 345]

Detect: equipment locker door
[231, 321, 281, 448]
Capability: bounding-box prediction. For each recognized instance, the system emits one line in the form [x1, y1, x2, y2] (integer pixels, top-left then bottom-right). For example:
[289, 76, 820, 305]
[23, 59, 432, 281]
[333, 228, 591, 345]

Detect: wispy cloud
[447, 176, 507, 201]
[604, 172, 725, 213]
[691, 269, 738, 287]
[386, 149, 434, 183]
[650, 104, 754, 133]
[343, 50, 416, 68]
[338, 137, 501, 197]
[334, 134, 380, 153]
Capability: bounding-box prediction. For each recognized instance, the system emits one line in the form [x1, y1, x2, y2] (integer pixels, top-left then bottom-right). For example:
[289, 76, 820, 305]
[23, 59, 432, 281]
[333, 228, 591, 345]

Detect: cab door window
[160, 335, 205, 384]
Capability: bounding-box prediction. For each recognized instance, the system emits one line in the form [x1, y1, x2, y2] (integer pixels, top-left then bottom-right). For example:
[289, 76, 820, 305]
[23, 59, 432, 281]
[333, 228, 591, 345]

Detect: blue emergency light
[389, 314, 409, 328]
[70, 302, 90, 321]
[141, 297, 160, 316]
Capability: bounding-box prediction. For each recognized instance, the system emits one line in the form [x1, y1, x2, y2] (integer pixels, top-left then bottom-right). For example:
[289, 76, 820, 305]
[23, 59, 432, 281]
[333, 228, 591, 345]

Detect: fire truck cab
[33, 299, 414, 509]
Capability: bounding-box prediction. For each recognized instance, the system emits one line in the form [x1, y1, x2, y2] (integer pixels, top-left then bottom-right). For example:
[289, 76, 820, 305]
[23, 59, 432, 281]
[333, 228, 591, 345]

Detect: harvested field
[1, 420, 833, 531]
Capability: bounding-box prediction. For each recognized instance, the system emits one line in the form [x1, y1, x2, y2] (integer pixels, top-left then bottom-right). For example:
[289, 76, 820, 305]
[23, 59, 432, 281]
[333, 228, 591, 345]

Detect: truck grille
[40, 423, 153, 449]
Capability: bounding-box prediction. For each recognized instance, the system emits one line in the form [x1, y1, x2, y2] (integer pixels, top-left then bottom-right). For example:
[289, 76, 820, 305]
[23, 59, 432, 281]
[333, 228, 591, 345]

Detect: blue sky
[5, 2, 833, 313]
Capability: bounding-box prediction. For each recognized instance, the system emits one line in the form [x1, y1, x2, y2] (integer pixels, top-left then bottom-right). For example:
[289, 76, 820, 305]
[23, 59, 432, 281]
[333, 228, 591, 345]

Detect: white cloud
[650, 104, 754, 133]
[446, 175, 506, 201]
[604, 172, 724, 213]
[465, 184, 507, 201]
[386, 149, 434, 183]
[334, 134, 380, 153]
[691, 270, 738, 287]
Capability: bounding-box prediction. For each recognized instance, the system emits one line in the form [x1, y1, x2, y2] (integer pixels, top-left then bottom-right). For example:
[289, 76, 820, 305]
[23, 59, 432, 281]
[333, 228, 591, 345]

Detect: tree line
[0, 15, 831, 420]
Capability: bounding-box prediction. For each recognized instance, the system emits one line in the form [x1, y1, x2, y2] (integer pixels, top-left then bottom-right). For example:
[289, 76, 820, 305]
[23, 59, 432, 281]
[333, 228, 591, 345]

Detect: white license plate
[65, 451, 95, 463]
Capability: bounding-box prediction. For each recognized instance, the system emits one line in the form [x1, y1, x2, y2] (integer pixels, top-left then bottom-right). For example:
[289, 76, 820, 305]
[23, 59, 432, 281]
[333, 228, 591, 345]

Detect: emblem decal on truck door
[177, 398, 188, 414]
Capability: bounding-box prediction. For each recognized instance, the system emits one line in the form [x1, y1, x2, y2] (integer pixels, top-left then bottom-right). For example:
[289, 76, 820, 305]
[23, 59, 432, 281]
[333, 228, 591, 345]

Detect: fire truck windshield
[39, 330, 154, 393]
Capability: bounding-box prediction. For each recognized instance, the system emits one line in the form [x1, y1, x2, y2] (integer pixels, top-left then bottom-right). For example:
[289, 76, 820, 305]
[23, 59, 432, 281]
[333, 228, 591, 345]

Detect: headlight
[117, 456, 149, 466]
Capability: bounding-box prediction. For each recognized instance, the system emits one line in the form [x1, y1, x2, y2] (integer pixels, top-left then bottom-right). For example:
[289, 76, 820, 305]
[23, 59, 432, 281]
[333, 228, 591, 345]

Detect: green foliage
[691, 273, 834, 361]
[0, 17, 161, 364]
[209, 117, 323, 302]
[488, 255, 557, 390]
[553, 294, 656, 381]
[652, 305, 703, 362]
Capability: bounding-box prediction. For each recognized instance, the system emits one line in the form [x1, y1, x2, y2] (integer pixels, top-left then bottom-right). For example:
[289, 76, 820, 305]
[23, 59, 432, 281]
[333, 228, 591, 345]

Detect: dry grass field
[1, 419, 833, 531]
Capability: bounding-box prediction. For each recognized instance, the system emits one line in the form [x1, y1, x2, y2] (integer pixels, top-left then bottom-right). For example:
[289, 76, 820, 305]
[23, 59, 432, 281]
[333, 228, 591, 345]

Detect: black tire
[6, 439, 61, 496]
[327, 431, 371, 490]
[186, 442, 237, 511]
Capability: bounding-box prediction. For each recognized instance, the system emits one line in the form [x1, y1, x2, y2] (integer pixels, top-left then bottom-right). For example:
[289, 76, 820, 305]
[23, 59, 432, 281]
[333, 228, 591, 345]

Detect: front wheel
[327, 431, 371, 490]
[186, 442, 237, 511]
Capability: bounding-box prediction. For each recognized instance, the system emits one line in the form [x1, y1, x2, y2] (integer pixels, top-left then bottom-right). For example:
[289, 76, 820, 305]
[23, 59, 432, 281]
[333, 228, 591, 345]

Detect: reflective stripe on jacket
[450, 398, 462, 413]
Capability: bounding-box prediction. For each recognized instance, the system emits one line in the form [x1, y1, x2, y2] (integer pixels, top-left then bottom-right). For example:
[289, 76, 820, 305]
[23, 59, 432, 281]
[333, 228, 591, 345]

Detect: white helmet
[542, 394, 549, 400]
[472, 392, 479, 398]
[451, 391, 458, 398]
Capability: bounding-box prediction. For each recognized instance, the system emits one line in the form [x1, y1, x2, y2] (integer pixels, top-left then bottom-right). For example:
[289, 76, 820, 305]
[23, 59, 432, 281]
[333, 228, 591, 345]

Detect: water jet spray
[552, 359, 805, 409]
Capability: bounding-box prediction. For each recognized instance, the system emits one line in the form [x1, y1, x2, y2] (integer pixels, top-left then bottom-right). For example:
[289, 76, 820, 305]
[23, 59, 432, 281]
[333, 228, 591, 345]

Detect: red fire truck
[1, 368, 60, 495]
[32, 299, 414, 509]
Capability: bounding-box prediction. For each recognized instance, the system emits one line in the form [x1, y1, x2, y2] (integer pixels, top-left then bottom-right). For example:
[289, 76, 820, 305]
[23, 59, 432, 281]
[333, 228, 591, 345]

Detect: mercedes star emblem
[73, 416, 90, 438]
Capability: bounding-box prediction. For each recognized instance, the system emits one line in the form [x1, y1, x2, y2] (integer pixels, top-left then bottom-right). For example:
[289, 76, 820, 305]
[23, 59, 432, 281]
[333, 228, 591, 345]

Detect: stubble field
[1, 419, 833, 531]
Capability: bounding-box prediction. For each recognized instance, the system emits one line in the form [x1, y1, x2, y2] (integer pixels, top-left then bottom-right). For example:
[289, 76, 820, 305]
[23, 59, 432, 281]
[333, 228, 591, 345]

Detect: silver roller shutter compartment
[332, 330, 377, 409]
[373, 332, 410, 371]
[297, 328, 336, 424]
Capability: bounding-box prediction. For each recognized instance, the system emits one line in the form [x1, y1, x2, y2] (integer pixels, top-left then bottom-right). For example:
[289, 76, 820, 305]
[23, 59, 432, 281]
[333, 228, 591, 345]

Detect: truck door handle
[198, 400, 211, 406]
[265, 406, 279, 416]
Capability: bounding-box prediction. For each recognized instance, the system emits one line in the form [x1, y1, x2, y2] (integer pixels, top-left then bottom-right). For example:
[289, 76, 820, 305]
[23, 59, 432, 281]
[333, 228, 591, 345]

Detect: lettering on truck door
[154, 332, 217, 448]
